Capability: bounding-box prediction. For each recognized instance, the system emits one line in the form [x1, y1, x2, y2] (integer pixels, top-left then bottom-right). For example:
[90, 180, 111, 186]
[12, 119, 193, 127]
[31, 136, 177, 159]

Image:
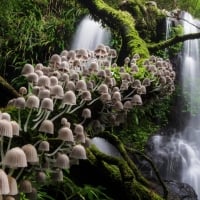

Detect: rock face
[152, 180, 198, 200]
[167, 180, 198, 200]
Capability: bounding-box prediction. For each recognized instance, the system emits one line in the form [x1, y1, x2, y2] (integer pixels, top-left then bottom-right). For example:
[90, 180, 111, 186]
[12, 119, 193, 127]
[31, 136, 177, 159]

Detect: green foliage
[155, 0, 200, 18]
[116, 95, 173, 151]
[178, 0, 200, 19]
[76, 185, 113, 200]
[0, 0, 85, 82]
[167, 24, 183, 57]
[38, 172, 113, 200]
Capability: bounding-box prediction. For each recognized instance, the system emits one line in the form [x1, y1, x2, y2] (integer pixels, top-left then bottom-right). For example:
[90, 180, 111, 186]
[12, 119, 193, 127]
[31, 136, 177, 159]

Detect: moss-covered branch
[88, 145, 164, 200]
[126, 147, 168, 199]
[148, 32, 200, 53]
[119, 0, 147, 20]
[0, 76, 20, 107]
[77, 0, 150, 64]
[99, 131, 149, 185]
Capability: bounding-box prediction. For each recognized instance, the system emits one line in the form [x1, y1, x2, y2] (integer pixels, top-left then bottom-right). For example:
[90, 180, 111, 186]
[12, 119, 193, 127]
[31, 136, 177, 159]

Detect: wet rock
[152, 180, 198, 200]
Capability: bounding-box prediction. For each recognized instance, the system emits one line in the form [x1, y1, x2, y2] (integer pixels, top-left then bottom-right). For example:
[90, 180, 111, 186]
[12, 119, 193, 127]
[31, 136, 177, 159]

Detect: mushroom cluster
[1, 44, 175, 199]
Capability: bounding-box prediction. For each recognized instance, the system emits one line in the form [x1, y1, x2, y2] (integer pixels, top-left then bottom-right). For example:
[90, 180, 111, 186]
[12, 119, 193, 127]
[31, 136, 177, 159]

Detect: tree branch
[126, 147, 168, 199]
[148, 32, 200, 53]
[0, 75, 20, 107]
[77, 0, 150, 64]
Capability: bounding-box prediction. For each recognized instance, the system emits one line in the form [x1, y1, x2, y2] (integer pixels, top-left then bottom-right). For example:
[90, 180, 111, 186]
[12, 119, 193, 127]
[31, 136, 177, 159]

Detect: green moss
[133, 180, 164, 200]
[78, 0, 150, 60]
[103, 162, 122, 181]
[167, 25, 184, 57]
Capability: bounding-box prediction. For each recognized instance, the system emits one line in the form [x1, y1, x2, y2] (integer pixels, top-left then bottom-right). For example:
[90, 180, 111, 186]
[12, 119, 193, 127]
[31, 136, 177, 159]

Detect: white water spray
[71, 15, 111, 50]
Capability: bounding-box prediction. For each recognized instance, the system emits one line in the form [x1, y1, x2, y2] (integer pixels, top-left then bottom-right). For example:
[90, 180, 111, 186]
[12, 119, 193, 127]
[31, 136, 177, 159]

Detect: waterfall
[166, 17, 172, 40]
[180, 12, 200, 196]
[91, 137, 121, 157]
[71, 15, 111, 50]
[150, 12, 200, 198]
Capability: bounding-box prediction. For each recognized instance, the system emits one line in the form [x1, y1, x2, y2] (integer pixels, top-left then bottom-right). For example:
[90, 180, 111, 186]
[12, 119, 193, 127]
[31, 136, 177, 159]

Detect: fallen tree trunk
[0, 75, 20, 107]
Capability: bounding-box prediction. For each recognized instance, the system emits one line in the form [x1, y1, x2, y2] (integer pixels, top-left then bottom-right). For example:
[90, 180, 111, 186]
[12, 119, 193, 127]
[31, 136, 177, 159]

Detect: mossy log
[148, 32, 200, 53]
[77, 0, 150, 64]
[0, 75, 20, 107]
[86, 144, 165, 200]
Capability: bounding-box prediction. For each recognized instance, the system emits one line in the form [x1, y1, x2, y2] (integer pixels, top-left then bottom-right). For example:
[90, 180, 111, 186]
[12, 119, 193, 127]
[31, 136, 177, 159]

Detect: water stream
[151, 12, 200, 198]
[71, 15, 111, 50]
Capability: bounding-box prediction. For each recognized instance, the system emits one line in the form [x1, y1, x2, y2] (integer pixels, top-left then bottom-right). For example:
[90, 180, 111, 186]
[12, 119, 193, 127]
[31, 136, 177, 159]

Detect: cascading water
[166, 17, 172, 40]
[71, 15, 111, 50]
[150, 12, 200, 198]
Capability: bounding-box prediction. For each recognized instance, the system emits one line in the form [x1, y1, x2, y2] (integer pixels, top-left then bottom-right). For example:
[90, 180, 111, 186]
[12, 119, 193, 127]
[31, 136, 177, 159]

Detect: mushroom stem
[50, 105, 70, 122]
[16, 167, 25, 181]
[24, 108, 33, 132]
[31, 110, 51, 130]
[69, 101, 85, 114]
[33, 109, 45, 122]
[18, 109, 22, 131]
[6, 137, 12, 152]
[123, 89, 136, 99]
[87, 97, 100, 106]
[45, 141, 65, 157]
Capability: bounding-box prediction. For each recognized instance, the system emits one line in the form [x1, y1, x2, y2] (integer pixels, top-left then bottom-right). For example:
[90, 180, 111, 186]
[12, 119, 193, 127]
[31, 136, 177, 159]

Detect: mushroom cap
[0, 119, 13, 138]
[40, 98, 54, 111]
[3, 147, 27, 168]
[11, 121, 20, 136]
[25, 95, 40, 109]
[74, 124, 84, 135]
[19, 180, 32, 193]
[0, 169, 9, 195]
[15, 97, 26, 109]
[19, 87, 27, 95]
[55, 153, 70, 169]
[38, 88, 50, 99]
[36, 171, 46, 183]
[98, 84, 109, 94]
[21, 64, 34, 75]
[51, 169, 63, 182]
[38, 141, 50, 152]
[70, 144, 87, 160]
[50, 85, 64, 99]
[1, 113, 11, 121]
[50, 76, 59, 86]
[39, 120, 54, 134]
[131, 94, 143, 105]
[113, 100, 123, 111]
[37, 75, 50, 88]
[61, 118, 71, 128]
[81, 90, 92, 101]
[62, 90, 76, 105]
[75, 80, 87, 91]
[58, 127, 74, 142]
[81, 108, 91, 119]
[22, 144, 39, 163]
[49, 54, 61, 66]
[7, 176, 18, 195]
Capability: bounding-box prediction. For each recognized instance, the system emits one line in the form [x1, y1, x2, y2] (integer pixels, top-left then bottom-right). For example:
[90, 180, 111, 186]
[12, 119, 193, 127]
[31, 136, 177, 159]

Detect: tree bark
[0, 75, 20, 107]
[88, 144, 164, 200]
[77, 0, 150, 64]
